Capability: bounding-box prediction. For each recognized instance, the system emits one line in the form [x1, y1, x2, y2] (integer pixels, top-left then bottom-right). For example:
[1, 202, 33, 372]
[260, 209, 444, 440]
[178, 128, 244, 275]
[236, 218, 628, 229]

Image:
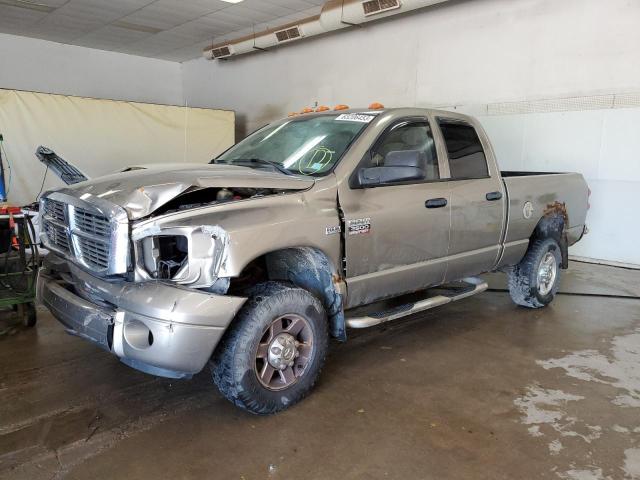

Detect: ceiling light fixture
[219, 0, 244, 3]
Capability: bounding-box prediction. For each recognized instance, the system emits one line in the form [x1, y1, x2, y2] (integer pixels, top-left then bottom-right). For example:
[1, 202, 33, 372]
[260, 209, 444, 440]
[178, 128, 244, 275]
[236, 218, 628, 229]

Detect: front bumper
[38, 258, 246, 378]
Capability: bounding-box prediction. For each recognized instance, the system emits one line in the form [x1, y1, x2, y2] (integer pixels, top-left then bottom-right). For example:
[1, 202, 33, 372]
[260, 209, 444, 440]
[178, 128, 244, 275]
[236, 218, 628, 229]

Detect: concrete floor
[1, 262, 639, 480]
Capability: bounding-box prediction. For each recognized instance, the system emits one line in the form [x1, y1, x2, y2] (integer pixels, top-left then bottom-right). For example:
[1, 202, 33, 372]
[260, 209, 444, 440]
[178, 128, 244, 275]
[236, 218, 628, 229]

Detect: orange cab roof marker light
[369, 102, 385, 110]
[300, 107, 314, 114]
[333, 104, 349, 111]
[315, 105, 330, 112]
[288, 112, 298, 117]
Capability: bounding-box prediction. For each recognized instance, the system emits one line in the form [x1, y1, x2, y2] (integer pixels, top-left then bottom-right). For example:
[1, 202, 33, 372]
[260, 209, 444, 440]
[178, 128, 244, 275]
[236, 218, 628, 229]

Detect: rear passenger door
[435, 117, 506, 281]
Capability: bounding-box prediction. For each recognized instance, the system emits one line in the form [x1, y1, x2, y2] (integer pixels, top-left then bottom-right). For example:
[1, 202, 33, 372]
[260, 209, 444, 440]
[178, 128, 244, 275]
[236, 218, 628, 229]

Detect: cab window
[367, 121, 439, 181]
[437, 119, 489, 179]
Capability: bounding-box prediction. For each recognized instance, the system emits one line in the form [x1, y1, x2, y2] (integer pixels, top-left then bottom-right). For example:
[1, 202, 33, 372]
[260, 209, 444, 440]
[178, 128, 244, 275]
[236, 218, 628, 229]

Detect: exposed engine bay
[151, 186, 291, 217]
[133, 185, 299, 292]
[39, 160, 314, 301]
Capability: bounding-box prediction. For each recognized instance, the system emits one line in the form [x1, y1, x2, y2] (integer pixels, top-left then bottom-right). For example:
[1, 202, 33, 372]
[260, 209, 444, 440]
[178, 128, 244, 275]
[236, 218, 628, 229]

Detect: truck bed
[498, 171, 589, 268]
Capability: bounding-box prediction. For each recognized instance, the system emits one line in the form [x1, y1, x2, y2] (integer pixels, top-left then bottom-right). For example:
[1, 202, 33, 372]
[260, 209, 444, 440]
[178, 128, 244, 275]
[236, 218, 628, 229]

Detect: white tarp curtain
[0, 89, 235, 206]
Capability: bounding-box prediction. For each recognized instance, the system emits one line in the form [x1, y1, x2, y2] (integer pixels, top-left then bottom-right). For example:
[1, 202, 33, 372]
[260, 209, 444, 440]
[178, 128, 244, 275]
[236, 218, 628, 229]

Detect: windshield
[214, 114, 373, 176]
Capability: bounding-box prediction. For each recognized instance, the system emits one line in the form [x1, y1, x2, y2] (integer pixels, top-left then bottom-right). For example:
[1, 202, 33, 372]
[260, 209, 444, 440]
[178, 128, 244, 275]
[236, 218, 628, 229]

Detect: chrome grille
[40, 193, 129, 275]
[74, 207, 110, 237]
[44, 199, 66, 223]
[76, 236, 110, 269]
[43, 222, 70, 252]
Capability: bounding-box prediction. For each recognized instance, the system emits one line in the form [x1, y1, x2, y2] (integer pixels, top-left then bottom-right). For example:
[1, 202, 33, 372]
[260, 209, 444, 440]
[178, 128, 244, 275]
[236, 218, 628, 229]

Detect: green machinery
[0, 208, 38, 327]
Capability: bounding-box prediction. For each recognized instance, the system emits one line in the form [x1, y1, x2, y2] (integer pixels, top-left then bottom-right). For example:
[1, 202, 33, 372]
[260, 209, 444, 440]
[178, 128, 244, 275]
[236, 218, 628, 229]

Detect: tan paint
[90, 107, 587, 306]
[331, 108, 586, 307]
[38, 107, 589, 377]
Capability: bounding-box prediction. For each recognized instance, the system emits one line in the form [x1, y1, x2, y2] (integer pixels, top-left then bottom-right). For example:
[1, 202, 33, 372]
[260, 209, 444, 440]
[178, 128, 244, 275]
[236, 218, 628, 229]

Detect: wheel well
[530, 211, 569, 269]
[229, 247, 346, 341]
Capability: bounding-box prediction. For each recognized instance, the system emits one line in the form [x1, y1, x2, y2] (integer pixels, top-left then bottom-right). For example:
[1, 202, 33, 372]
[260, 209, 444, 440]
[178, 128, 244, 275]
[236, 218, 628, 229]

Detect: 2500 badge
[348, 218, 371, 235]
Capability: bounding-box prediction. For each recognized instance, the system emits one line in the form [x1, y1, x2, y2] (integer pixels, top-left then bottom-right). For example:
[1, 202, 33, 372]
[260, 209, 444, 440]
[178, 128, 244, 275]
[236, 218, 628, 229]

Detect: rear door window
[437, 119, 489, 179]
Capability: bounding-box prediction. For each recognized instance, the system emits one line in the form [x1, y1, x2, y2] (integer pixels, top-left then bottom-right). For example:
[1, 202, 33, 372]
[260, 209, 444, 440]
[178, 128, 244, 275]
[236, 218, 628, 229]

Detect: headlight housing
[141, 235, 189, 280]
[134, 225, 229, 289]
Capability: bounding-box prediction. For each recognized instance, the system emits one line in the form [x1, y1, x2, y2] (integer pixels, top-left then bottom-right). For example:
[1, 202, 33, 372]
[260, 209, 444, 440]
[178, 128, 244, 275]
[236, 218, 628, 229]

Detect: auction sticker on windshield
[335, 113, 375, 123]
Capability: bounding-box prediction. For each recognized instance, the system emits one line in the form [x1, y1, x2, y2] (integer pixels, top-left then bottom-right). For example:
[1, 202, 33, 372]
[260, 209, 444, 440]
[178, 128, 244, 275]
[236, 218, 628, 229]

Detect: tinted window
[368, 121, 439, 181]
[438, 119, 488, 179]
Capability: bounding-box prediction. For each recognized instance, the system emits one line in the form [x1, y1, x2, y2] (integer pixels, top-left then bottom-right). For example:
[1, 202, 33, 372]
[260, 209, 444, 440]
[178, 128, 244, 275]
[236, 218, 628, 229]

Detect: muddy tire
[211, 281, 328, 415]
[508, 238, 562, 308]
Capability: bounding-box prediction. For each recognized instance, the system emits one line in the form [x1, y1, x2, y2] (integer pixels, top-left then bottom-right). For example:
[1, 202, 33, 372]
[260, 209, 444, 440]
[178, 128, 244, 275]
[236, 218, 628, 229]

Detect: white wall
[181, 0, 640, 266]
[0, 33, 183, 106]
[0, 89, 234, 206]
[479, 108, 640, 266]
[182, 0, 640, 132]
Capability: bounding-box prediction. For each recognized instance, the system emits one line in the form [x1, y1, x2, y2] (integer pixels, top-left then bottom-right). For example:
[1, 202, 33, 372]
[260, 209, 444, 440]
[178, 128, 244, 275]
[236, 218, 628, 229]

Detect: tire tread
[211, 281, 328, 415]
[507, 238, 560, 308]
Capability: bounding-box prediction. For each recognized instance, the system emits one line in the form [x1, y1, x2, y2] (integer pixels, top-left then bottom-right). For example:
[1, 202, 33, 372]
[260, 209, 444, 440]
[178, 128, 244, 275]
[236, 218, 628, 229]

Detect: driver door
[338, 118, 452, 308]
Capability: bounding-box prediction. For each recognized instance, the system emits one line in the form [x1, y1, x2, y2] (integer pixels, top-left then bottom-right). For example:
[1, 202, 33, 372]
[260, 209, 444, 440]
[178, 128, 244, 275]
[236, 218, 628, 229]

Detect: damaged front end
[129, 184, 303, 293]
[38, 257, 247, 379]
[133, 223, 230, 293]
[65, 163, 314, 219]
[37, 186, 242, 378]
[37, 164, 315, 378]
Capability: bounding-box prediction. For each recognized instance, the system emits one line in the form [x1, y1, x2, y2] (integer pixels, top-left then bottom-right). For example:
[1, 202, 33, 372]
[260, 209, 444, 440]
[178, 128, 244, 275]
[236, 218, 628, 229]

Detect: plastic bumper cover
[37, 266, 246, 378]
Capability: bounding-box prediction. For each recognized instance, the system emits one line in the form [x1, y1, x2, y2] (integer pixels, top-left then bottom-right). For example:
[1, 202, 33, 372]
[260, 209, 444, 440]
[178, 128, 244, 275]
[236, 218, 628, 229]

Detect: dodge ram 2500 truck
[37, 108, 589, 414]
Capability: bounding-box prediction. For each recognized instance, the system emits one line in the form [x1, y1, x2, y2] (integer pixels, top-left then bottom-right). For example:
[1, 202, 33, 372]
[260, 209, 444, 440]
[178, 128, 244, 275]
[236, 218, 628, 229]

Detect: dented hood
[65, 163, 314, 219]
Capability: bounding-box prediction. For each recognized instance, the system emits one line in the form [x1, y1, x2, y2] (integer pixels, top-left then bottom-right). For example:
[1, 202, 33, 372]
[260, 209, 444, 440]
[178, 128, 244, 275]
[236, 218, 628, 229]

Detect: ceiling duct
[274, 26, 303, 43]
[208, 45, 234, 59]
[362, 0, 401, 16]
[203, 0, 450, 60]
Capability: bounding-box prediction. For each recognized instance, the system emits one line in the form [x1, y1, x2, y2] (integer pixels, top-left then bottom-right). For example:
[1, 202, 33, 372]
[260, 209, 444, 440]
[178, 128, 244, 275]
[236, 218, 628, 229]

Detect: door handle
[486, 191, 503, 201]
[425, 198, 448, 208]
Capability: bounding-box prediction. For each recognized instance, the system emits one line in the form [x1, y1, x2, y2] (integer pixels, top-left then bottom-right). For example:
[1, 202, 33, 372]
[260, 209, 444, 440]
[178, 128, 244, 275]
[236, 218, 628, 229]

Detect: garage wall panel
[0, 89, 234, 206]
[598, 109, 640, 183]
[568, 180, 638, 266]
[0, 33, 183, 107]
[182, 0, 640, 133]
[524, 111, 602, 179]
[478, 108, 640, 266]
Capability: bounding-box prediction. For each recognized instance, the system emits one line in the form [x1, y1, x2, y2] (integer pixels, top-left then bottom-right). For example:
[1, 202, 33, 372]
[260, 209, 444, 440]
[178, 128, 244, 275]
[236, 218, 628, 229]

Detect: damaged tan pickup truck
[38, 108, 589, 414]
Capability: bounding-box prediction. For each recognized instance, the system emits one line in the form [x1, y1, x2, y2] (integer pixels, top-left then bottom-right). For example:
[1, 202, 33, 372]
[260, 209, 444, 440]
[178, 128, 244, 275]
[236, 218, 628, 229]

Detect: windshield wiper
[216, 158, 293, 176]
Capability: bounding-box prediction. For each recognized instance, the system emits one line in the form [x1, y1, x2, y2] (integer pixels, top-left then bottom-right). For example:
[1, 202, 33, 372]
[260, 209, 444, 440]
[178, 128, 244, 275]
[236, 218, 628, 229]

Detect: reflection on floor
[1, 261, 639, 480]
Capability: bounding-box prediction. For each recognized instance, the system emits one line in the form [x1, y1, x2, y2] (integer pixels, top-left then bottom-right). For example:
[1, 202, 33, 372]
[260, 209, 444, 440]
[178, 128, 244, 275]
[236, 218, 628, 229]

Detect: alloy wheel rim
[537, 251, 557, 296]
[254, 314, 314, 391]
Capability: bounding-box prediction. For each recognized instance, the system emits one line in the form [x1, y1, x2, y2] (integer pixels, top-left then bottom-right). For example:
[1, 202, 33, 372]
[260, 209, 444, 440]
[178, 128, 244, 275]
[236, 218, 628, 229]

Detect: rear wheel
[211, 282, 328, 415]
[508, 238, 562, 308]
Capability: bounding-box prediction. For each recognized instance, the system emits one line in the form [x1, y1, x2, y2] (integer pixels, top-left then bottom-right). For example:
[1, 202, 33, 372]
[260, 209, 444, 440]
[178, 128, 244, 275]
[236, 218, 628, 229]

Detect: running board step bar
[345, 277, 488, 329]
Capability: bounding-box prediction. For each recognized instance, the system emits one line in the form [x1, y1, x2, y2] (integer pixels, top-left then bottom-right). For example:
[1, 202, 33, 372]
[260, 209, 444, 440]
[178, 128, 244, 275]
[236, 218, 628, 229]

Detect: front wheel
[508, 238, 562, 308]
[211, 282, 328, 415]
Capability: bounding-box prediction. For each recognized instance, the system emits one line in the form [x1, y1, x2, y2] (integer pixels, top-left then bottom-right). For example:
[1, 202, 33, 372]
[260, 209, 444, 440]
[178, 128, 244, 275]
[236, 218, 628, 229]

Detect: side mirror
[357, 150, 425, 187]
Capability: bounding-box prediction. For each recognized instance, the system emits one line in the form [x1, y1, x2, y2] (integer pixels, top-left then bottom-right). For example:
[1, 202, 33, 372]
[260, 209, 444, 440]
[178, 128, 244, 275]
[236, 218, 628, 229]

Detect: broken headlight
[136, 226, 229, 288]
[141, 235, 189, 280]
